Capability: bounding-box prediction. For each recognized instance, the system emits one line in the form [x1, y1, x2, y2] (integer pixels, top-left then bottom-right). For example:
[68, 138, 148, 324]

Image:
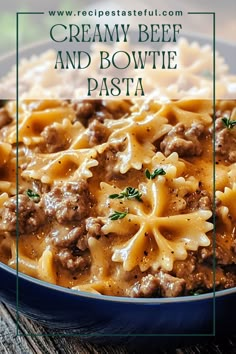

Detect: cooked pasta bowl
[0, 34, 236, 345]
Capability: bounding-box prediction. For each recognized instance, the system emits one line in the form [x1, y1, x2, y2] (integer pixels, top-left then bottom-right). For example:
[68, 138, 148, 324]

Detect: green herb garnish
[109, 210, 128, 220]
[222, 116, 236, 129]
[26, 189, 40, 202]
[109, 187, 142, 201]
[145, 168, 166, 180]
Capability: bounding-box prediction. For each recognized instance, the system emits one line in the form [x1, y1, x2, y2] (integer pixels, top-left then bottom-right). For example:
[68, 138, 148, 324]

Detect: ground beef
[173, 255, 206, 292]
[97, 143, 124, 181]
[0, 108, 13, 129]
[72, 100, 97, 122]
[76, 235, 89, 252]
[173, 253, 236, 292]
[215, 202, 227, 221]
[56, 248, 90, 272]
[0, 194, 45, 234]
[43, 181, 91, 224]
[129, 272, 185, 298]
[50, 225, 85, 248]
[51, 217, 104, 253]
[215, 117, 236, 162]
[129, 274, 161, 297]
[158, 271, 186, 297]
[31, 180, 50, 195]
[71, 99, 130, 127]
[173, 258, 211, 292]
[85, 217, 104, 239]
[223, 269, 236, 289]
[61, 217, 105, 252]
[87, 120, 110, 146]
[231, 239, 236, 254]
[160, 123, 205, 157]
[184, 190, 211, 212]
[18, 180, 49, 196]
[200, 239, 236, 266]
[41, 125, 69, 153]
[72, 100, 113, 126]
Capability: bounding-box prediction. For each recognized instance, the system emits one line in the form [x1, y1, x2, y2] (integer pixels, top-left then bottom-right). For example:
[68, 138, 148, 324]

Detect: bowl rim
[1, 261, 236, 304]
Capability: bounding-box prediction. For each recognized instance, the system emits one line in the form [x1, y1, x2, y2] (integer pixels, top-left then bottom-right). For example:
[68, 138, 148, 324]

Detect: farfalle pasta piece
[110, 210, 211, 272]
[145, 152, 185, 179]
[216, 184, 236, 220]
[139, 152, 198, 208]
[8, 249, 38, 278]
[21, 148, 98, 184]
[100, 171, 212, 272]
[176, 38, 228, 78]
[43, 119, 86, 150]
[160, 99, 213, 127]
[169, 176, 199, 199]
[38, 248, 57, 284]
[72, 279, 117, 295]
[0, 181, 15, 196]
[216, 205, 233, 232]
[0, 193, 9, 208]
[132, 98, 212, 127]
[103, 108, 171, 173]
[7, 104, 76, 145]
[88, 237, 109, 279]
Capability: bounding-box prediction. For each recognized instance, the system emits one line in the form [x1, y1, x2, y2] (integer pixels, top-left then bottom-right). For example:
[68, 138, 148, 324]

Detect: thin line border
[16, 11, 216, 338]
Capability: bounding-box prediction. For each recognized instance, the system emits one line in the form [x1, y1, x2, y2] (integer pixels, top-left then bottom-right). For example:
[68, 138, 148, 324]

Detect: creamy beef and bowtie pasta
[0, 98, 235, 297]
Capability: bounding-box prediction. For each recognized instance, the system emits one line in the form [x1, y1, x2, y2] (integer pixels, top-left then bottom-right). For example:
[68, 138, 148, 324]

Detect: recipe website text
[48, 9, 183, 18]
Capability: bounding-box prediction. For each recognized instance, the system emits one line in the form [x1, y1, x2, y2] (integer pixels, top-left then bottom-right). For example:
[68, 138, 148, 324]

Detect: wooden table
[1, 302, 236, 354]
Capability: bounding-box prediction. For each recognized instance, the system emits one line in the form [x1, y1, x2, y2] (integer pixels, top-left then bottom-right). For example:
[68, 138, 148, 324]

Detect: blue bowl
[1, 261, 236, 345]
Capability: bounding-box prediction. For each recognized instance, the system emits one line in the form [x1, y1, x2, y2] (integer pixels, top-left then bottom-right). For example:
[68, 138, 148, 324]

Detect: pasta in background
[0, 38, 236, 99]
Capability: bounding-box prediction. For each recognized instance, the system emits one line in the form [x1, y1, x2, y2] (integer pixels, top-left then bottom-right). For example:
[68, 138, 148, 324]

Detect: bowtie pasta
[0, 96, 236, 298]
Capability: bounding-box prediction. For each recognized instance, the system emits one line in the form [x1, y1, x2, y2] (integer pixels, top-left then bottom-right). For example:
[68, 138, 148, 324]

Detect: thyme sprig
[109, 187, 142, 201]
[145, 168, 166, 180]
[26, 189, 40, 202]
[222, 116, 236, 129]
[109, 210, 128, 220]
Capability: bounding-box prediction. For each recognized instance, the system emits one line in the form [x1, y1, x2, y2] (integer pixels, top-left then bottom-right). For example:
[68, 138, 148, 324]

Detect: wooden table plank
[1, 301, 236, 354]
[0, 302, 129, 354]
